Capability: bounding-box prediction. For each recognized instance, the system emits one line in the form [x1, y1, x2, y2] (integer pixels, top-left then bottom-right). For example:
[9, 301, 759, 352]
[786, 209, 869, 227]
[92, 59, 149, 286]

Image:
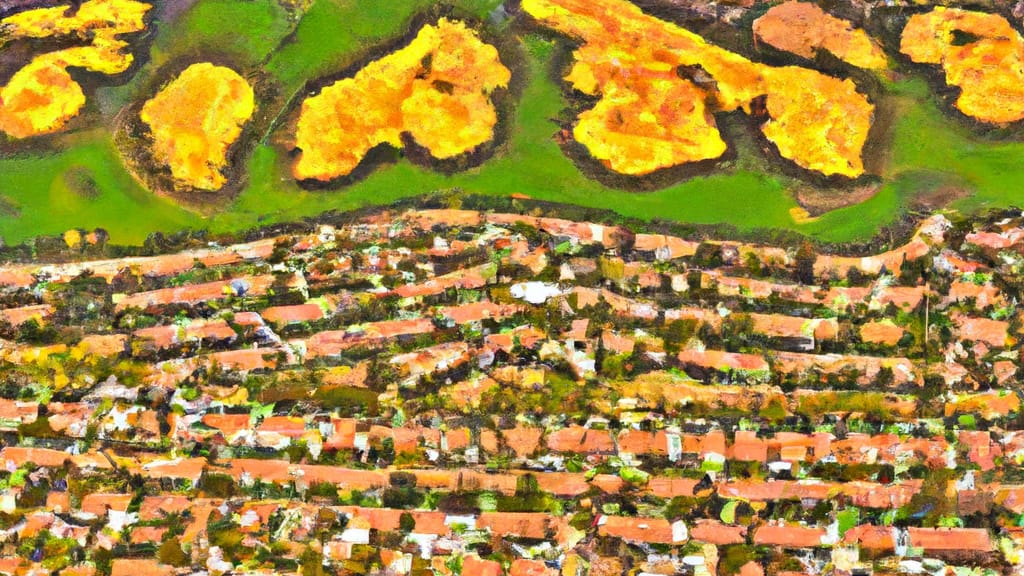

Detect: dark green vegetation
[2, 0, 1024, 245]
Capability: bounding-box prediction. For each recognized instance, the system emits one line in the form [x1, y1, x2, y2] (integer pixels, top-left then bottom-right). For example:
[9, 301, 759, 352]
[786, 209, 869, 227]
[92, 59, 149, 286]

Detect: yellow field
[0, 0, 150, 138]
[902, 7, 1024, 124]
[139, 63, 255, 191]
[0, 59, 86, 139]
[292, 18, 511, 182]
[522, 0, 874, 178]
[573, 78, 726, 175]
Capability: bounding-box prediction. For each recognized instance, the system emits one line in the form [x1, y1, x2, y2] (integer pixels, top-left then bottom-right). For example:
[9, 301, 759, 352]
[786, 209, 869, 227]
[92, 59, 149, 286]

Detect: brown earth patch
[909, 184, 969, 211]
[795, 181, 969, 219]
[794, 183, 882, 216]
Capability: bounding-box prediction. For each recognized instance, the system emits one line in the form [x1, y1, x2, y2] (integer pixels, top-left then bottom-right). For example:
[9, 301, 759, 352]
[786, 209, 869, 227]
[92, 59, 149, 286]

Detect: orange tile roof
[133, 457, 207, 483]
[462, 555, 503, 576]
[262, 303, 325, 325]
[753, 523, 826, 547]
[720, 480, 832, 502]
[509, 558, 558, 576]
[74, 334, 128, 357]
[967, 229, 1024, 250]
[946, 390, 1020, 419]
[407, 209, 483, 230]
[202, 413, 252, 439]
[947, 280, 1005, 308]
[633, 233, 699, 259]
[600, 330, 635, 355]
[109, 559, 175, 576]
[750, 313, 838, 341]
[953, 313, 1010, 347]
[773, 351, 919, 386]
[598, 516, 678, 544]
[257, 415, 306, 437]
[617, 429, 669, 456]
[690, 519, 746, 544]
[133, 318, 237, 349]
[0, 399, 37, 428]
[0, 304, 53, 327]
[859, 320, 905, 346]
[704, 272, 820, 303]
[545, 426, 615, 454]
[297, 464, 389, 490]
[485, 214, 622, 248]
[45, 491, 69, 513]
[115, 274, 281, 311]
[139, 495, 191, 521]
[590, 474, 626, 494]
[436, 301, 521, 324]
[843, 524, 894, 550]
[0, 447, 112, 469]
[731, 430, 768, 462]
[503, 425, 542, 459]
[80, 493, 132, 515]
[528, 471, 591, 496]
[0, 240, 277, 288]
[478, 512, 553, 539]
[306, 318, 436, 357]
[391, 263, 493, 299]
[391, 341, 471, 379]
[677, 348, 770, 374]
[204, 347, 281, 372]
[129, 526, 167, 544]
[961, 430, 1001, 471]
[647, 476, 700, 498]
[907, 526, 991, 552]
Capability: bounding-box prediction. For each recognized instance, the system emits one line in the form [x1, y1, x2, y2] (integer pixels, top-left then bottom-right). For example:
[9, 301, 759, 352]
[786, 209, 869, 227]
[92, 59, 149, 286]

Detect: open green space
[0, 131, 193, 244]
[1, 0, 1024, 246]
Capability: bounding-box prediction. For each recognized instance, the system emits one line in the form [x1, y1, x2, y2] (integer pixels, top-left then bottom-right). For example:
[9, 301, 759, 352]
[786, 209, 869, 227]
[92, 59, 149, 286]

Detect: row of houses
[0, 206, 1021, 574]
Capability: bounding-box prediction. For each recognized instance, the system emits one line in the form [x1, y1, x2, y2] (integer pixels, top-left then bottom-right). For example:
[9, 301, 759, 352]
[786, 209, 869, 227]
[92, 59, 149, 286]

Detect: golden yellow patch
[0, 0, 150, 138]
[788, 206, 817, 224]
[522, 0, 874, 178]
[901, 7, 1024, 124]
[292, 18, 511, 182]
[753, 2, 888, 70]
[62, 229, 83, 249]
[139, 63, 255, 191]
[2, 0, 149, 42]
[0, 58, 86, 139]
[574, 78, 726, 175]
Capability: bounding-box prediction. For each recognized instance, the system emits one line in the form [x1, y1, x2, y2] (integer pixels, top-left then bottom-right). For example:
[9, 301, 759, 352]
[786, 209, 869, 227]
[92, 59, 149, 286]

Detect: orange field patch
[522, 0, 874, 178]
[901, 7, 1024, 124]
[753, 2, 887, 70]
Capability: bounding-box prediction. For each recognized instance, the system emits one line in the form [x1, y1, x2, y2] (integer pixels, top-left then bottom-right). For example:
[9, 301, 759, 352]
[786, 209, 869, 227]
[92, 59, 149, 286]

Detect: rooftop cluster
[0, 203, 1021, 574]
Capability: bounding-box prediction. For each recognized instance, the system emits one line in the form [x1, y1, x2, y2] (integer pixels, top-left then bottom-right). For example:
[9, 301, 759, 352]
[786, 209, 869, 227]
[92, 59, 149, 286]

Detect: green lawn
[2, 0, 1024, 246]
[885, 78, 1024, 214]
[155, 0, 293, 67]
[0, 131, 193, 244]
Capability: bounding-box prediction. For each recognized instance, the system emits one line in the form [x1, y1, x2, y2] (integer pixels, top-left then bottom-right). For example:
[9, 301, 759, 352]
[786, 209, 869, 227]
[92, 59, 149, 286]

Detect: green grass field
[1, 0, 1023, 246]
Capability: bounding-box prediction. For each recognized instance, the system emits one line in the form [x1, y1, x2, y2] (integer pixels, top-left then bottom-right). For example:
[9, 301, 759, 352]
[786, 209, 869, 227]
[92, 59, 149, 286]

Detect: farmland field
[0, 0, 1023, 246]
